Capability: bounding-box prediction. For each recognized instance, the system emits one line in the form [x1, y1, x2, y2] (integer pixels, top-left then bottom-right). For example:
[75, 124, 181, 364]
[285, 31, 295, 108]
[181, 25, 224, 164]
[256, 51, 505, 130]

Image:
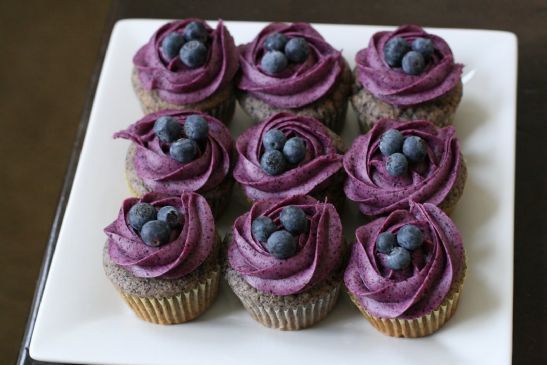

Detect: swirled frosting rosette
[114, 110, 234, 217]
[225, 195, 345, 330]
[343, 118, 466, 216]
[103, 192, 220, 324]
[355, 24, 463, 106]
[344, 201, 466, 337]
[237, 23, 352, 132]
[234, 112, 344, 203]
[351, 24, 464, 131]
[133, 19, 239, 123]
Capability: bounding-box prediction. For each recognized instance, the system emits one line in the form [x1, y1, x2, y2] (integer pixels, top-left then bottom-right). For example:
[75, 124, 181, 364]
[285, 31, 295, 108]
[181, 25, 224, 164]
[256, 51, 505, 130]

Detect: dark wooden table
[17, 0, 547, 364]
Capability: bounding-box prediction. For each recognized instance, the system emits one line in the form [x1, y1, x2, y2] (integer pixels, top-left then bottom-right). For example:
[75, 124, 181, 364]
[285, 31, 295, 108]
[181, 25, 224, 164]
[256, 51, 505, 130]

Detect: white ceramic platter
[30, 19, 517, 365]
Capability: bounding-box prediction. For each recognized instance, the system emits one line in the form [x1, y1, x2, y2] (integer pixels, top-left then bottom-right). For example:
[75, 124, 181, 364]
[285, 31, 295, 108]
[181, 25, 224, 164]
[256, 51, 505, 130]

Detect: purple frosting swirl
[344, 202, 465, 319]
[133, 19, 239, 104]
[233, 112, 343, 201]
[355, 24, 463, 106]
[114, 110, 233, 195]
[343, 118, 462, 216]
[104, 192, 215, 279]
[238, 23, 345, 108]
[228, 195, 343, 295]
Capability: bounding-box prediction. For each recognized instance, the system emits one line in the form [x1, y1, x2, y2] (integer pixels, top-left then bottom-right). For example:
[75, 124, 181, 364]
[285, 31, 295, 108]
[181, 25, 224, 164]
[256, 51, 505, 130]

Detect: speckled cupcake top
[233, 112, 343, 201]
[344, 201, 465, 319]
[104, 192, 215, 279]
[238, 23, 345, 108]
[343, 118, 462, 216]
[355, 24, 463, 106]
[114, 110, 233, 195]
[133, 19, 239, 104]
[228, 195, 343, 295]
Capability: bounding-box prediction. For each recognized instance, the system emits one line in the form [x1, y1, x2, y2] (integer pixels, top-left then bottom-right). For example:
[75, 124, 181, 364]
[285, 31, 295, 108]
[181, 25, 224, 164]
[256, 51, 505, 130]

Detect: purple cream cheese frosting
[114, 110, 233, 195]
[133, 19, 239, 104]
[238, 23, 345, 108]
[355, 24, 463, 106]
[234, 112, 343, 201]
[104, 192, 215, 279]
[344, 201, 465, 319]
[228, 195, 343, 295]
[343, 118, 462, 216]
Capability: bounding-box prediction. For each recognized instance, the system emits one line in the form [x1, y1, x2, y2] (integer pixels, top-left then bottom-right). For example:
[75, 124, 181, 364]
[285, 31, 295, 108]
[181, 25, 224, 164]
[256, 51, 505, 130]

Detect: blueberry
[262, 129, 286, 151]
[251, 216, 277, 242]
[140, 220, 171, 247]
[384, 36, 410, 67]
[397, 224, 423, 250]
[280, 206, 308, 235]
[284, 37, 309, 63]
[153, 116, 182, 143]
[376, 231, 396, 254]
[386, 247, 411, 270]
[183, 21, 208, 43]
[266, 230, 297, 259]
[161, 32, 185, 59]
[169, 138, 198, 163]
[184, 114, 209, 141]
[412, 37, 434, 60]
[386, 152, 408, 176]
[263, 32, 288, 51]
[157, 206, 182, 229]
[402, 51, 425, 75]
[260, 149, 286, 176]
[180, 40, 208, 68]
[261, 51, 288, 75]
[379, 128, 404, 156]
[402, 135, 427, 162]
[282, 137, 306, 164]
[128, 202, 157, 231]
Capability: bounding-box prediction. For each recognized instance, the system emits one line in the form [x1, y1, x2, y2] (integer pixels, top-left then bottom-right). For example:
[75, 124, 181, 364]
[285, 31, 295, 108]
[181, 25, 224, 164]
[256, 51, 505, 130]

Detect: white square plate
[30, 19, 517, 365]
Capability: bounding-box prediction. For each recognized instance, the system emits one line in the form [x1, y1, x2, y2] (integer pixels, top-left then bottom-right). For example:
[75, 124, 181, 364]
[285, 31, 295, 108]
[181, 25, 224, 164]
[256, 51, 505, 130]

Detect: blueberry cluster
[251, 206, 308, 259]
[379, 128, 427, 177]
[383, 36, 434, 75]
[260, 32, 310, 75]
[376, 224, 423, 270]
[259, 129, 306, 176]
[153, 115, 209, 164]
[128, 202, 182, 247]
[161, 21, 210, 68]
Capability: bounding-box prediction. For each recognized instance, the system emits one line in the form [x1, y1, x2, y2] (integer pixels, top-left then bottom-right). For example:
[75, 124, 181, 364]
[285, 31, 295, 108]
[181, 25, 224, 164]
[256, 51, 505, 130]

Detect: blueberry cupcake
[344, 201, 466, 337]
[225, 195, 345, 330]
[132, 19, 239, 123]
[343, 118, 466, 217]
[114, 110, 234, 218]
[233, 112, 345, 211]
[103, 192, 220, 324]
[237, 23, 352, 133]
[351, 24, 464, 132]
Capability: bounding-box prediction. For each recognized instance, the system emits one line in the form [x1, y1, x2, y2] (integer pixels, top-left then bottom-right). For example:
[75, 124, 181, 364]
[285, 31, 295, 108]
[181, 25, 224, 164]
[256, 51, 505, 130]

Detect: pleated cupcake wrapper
[237, 283, 341, 331]
[348, 272, 465, 338]
[118, 269, 220, 325]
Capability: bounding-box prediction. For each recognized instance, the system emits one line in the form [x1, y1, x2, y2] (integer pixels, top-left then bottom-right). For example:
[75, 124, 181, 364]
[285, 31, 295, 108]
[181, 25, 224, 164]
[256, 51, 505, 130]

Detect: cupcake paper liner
[348, 263, 466, 338]
[228, 275, 341, 331]
[118, 268, 220, 325]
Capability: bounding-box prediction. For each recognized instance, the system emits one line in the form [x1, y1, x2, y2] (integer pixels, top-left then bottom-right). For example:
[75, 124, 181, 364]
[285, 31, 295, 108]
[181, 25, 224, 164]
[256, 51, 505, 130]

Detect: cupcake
[237, 23, 352, 133]
[351, 24, 464, 133]
[343, 118, 466, 217]
[225, 195, 345, 330]
[233, 112, 346, 211]
[114, 110, 234, 218]
[344, 201, 466, 337]
[103, 192, 220, 324]
[132, 19, 239, 123]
